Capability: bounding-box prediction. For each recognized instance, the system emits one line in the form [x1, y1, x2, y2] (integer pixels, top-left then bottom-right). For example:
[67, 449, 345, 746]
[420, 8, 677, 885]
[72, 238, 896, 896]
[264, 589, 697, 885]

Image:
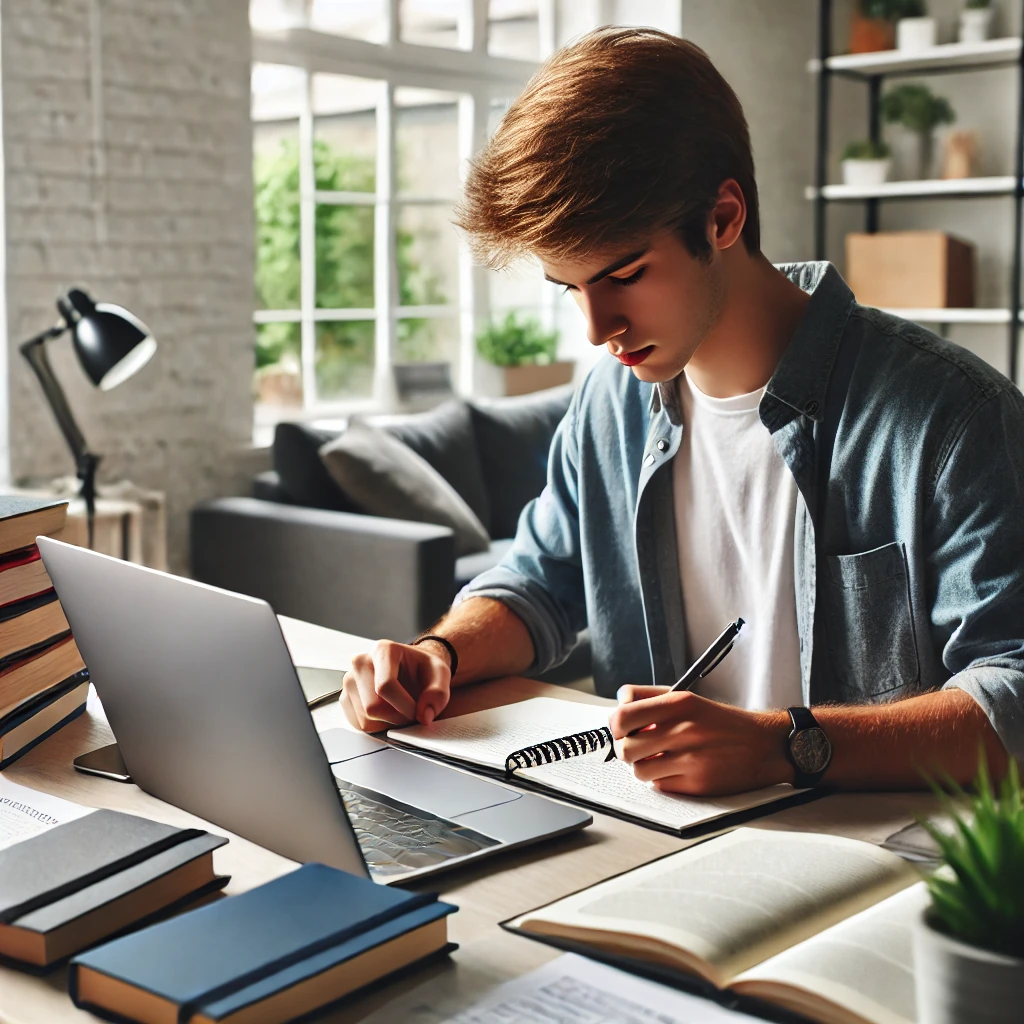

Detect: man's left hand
[609, 686, 794, 796]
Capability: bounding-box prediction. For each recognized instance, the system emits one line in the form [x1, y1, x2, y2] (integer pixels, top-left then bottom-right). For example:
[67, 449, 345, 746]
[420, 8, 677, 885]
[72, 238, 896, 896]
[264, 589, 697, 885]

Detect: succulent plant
[842, 140, 893, 161]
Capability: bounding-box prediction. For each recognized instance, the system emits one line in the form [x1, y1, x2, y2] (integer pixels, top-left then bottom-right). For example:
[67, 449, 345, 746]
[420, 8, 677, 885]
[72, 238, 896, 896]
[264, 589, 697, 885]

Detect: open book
[505, 827, 926, 1024]
[388, 698, 801, 834]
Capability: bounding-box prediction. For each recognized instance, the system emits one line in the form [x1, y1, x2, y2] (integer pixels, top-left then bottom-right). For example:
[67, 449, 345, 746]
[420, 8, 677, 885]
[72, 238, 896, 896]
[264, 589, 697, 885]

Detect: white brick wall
[2, 0, 256, 572]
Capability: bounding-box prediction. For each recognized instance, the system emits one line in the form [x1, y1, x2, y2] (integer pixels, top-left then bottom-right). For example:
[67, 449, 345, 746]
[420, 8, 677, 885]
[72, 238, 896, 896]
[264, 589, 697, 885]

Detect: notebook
[503, 827, 927, 1024]
[389, 698, 803, 835]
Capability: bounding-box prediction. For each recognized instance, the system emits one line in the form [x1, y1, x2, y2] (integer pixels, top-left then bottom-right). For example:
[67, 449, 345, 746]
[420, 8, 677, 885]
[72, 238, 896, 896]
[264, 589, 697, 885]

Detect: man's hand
[341, 640, 451, 732]
[609, 686, 792, 796]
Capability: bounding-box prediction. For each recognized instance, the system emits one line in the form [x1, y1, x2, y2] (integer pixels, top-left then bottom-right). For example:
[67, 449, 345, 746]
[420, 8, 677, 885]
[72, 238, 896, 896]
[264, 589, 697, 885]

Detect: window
[251, 1, 547, 423]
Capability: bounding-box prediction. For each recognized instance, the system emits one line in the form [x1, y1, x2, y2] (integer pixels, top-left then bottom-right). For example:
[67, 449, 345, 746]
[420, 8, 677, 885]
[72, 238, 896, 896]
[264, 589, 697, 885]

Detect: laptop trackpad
[319, 728, 389, 763]
[332, 747, 521, 817]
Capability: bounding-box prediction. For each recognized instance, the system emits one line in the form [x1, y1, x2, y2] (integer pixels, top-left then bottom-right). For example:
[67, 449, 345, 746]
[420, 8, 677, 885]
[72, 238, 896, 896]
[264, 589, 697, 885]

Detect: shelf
[805, 176, 1017, 201]
[808, 37, 1022, 78]
[879, 308, 1016, 324]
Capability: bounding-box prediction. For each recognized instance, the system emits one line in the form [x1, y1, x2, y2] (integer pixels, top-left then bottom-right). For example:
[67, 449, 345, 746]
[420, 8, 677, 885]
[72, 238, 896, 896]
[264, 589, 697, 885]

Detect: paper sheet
[441, 953, 758, 1023]
[0, 777, 95, 852]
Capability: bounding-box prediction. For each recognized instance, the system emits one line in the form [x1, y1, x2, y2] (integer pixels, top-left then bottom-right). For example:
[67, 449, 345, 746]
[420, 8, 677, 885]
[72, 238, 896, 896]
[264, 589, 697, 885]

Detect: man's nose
[579, 293, 628, 348]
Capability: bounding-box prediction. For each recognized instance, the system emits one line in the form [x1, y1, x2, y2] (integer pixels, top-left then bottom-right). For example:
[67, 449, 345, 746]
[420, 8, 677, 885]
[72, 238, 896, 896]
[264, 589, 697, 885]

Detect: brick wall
[2, 0, 256, 572]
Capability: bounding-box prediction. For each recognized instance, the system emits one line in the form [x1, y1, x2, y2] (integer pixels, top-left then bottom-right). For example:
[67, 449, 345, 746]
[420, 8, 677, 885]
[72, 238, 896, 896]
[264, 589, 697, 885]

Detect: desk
[0, 617, 935, 1024]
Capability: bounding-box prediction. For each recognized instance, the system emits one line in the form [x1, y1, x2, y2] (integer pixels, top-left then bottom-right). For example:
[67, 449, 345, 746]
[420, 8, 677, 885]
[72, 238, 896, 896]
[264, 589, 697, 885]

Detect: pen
[670, 617, 745, 691]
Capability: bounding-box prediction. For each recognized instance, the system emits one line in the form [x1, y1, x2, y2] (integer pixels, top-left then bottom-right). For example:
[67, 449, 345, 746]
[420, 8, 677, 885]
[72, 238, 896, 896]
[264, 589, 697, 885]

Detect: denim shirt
[461, 261, 1024, 761]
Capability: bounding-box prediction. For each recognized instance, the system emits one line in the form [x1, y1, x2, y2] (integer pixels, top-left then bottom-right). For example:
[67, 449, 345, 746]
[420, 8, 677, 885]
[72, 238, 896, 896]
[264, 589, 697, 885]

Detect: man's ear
[708, 178, 747, 252]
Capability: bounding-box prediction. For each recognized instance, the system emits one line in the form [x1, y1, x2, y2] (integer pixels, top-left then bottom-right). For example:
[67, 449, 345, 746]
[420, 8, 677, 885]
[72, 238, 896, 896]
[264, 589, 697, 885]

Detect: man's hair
[456, 27, 760, 269]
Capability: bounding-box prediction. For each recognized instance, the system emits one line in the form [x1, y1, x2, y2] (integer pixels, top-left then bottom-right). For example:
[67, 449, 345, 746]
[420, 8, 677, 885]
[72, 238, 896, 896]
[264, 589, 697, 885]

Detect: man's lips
[615, 345, 655, 367]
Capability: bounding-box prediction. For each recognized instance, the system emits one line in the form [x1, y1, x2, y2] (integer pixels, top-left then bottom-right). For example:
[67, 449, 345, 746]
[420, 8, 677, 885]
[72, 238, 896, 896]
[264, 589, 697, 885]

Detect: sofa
[190, 384, 590, 681]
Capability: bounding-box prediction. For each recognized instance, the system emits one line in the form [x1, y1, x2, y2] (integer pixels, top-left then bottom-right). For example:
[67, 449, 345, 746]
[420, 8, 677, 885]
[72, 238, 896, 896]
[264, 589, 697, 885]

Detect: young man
[341, 28, 1023, 796]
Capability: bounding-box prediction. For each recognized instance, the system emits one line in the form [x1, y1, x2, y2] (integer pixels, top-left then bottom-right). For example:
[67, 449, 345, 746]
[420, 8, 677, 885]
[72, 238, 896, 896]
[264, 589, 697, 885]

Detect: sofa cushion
[469, 385, 574, 539]
[319, 421, 490, 558]
[454, 538, 515, 590]
[272, 423, 353, 512]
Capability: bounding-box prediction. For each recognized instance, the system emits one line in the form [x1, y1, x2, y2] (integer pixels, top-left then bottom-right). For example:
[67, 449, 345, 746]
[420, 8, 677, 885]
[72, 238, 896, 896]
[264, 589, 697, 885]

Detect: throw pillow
[319, 421, 491, 558]
[272, 422, 354, 512]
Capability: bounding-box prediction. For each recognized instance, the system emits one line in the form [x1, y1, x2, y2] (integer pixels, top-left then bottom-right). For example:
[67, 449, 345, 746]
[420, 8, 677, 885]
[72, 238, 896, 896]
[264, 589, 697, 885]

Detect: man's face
[540, 229, 725, 384]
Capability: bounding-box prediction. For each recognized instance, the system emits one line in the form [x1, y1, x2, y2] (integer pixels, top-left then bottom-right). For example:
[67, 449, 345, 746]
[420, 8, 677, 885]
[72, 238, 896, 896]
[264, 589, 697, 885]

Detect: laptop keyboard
[336, 779, 498, 878]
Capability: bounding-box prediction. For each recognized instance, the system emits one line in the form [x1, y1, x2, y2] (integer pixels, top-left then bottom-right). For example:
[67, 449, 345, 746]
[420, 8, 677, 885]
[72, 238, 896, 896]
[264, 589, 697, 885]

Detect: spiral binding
[504, 725, 614, 776]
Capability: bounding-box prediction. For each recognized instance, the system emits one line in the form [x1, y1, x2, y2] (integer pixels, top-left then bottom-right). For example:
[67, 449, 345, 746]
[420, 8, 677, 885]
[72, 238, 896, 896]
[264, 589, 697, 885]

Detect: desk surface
[0, 616, 935, 1024]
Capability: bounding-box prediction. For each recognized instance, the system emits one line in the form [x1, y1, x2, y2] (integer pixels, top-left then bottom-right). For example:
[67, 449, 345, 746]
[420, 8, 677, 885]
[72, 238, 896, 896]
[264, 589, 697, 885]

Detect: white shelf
[808, 37, 1022, 77]
[805, 176, 1017, 201]
[880, 307, 1015, 324]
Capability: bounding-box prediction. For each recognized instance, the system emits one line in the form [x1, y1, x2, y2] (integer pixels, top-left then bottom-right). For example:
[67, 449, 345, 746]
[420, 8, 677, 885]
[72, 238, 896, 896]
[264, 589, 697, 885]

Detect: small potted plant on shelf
[897, 0, 939, 51]
[476, 312, 573, 396]
[959, 0, 994, 44]
[841, 140, 893, 187]
[881, 83, 955, 179]
[850, 0, 900, 53]
[914, 756, 1024, 1024]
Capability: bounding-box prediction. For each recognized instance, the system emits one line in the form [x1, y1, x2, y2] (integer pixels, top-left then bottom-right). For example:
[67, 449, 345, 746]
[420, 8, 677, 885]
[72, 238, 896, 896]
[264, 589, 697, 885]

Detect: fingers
[415, 657, 451, 725]
[372, 643, 418, 721]
[341, 642, 415, 730]
[339, 669, 395, 733]
[616, 685, 669, 704]
[608, 689, 699, 739]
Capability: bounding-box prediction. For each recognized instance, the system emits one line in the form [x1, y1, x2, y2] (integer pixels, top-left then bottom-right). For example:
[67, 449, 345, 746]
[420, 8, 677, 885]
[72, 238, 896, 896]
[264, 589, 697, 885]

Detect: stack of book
[0, 496, 89, 769]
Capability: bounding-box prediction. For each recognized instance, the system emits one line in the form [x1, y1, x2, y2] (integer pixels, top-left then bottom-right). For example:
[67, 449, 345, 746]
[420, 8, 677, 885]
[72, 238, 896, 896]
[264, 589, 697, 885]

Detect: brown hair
[456, 27, 760, 269]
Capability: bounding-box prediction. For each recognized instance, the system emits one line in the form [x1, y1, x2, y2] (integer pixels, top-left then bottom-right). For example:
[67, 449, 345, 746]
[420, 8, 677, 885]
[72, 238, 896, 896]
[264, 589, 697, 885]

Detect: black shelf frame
[812, 0, 1024, 384]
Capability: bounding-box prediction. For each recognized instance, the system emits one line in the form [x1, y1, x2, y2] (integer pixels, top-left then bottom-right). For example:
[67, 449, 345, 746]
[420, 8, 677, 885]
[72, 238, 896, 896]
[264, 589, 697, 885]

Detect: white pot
[959, 8, 993, 44]
[897, 16, 938, 51]
[841, 158, 891, 188]
[913, 911, 1024, 1024]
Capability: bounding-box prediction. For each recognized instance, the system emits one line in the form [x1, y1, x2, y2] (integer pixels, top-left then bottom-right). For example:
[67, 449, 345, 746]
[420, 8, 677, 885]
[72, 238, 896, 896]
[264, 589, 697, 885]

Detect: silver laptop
[37, 537, 591, 883]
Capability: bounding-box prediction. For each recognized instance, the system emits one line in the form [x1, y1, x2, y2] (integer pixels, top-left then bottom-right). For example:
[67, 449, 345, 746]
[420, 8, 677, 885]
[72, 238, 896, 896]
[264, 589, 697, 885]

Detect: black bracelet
[412, 634, 459, 678]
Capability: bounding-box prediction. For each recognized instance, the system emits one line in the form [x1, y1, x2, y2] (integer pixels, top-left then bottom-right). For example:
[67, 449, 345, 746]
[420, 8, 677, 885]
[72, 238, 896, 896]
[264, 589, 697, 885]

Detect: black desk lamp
[20, 288, 156, 548]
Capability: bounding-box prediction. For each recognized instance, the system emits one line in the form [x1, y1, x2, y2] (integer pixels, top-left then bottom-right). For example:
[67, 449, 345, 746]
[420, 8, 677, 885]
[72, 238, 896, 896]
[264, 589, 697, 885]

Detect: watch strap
[787, 706, 817, 732]
[786, 705, 831, 789]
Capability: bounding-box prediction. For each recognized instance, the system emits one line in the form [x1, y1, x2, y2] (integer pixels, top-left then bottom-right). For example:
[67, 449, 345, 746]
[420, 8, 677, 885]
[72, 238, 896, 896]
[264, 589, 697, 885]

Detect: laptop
[37, 537, 591, 883]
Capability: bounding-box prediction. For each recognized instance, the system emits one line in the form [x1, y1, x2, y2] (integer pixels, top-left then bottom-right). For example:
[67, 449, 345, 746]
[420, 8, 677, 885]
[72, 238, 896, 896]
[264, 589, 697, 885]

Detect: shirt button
[656, 438, 669, 452]
[804, 400, 820, 417]
[643, 454, 655, 467]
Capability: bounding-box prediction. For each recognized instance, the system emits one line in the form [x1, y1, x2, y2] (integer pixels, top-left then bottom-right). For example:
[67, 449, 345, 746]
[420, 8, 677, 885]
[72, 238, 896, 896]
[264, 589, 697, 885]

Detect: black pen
[670, 617, 745, 691]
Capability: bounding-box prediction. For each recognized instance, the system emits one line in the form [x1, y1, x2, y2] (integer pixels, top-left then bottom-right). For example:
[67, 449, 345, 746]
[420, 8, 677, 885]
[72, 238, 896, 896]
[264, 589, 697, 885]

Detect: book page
[732, 883, 928, 1024]
[0, 778, 94, 852]
[510, 828, 918, 988]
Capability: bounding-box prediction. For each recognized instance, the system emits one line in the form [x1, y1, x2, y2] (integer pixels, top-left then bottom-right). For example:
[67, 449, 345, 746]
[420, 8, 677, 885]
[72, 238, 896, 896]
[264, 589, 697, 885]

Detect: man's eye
[612, 267, 646, 287]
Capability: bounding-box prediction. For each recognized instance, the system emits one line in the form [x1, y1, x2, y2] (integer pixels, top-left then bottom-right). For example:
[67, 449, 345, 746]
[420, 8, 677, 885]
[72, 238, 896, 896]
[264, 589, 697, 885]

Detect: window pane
[315, 204, 375, 309]
[488, 97, 511, 138]
[309, 0, 387, 42]
[396, 88, 459, 198]
[254, 322, 302, 407]
[400, 0, 465, 49]
[488, 0, 540, 60]
[250, 0, 306, 31]
[254, 129, 301, 311]
[317, 321, 376, 399]
[313, 74, 379, 192]
[398, 316, 459, 365]
[397, 203, 457, 309]
[488, 261, 545, 314]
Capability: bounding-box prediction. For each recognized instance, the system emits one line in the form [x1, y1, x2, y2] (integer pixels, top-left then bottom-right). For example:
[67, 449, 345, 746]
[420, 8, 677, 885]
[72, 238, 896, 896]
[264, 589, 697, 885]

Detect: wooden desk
[0, 617, 936, 1024]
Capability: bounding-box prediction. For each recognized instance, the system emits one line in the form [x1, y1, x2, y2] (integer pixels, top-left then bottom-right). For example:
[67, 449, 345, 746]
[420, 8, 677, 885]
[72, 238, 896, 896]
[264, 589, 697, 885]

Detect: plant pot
[913, 911, 1024, 1024]
[841, 157, 891, 188]
[501, 361, 575, 396]
[897, 16, 938, 51]
[393, 361, 452, 402]
[959, 8, 993, 44]
[849, 14, 895, 54]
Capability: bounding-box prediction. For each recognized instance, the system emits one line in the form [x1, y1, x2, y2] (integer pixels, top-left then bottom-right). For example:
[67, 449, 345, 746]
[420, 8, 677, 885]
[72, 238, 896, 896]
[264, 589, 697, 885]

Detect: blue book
[69, 863, 457, 1022]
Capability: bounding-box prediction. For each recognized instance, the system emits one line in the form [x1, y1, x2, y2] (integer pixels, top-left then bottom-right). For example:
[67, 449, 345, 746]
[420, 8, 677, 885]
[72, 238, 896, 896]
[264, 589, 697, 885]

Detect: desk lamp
[20, 288, 156, 548]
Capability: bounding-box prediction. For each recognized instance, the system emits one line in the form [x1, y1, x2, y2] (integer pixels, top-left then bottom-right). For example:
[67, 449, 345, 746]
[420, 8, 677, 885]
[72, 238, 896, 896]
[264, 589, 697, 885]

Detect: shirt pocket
[821, 541, 919, 701]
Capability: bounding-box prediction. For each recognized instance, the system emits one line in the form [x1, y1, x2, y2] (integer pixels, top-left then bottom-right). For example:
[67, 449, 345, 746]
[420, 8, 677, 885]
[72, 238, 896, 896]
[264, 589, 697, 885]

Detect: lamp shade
[58, 288, 157, 391]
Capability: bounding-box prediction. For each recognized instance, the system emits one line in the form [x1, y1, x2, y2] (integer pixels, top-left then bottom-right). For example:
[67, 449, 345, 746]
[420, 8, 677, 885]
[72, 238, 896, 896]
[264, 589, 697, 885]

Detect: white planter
[897, 16, 938, 51]
[841, 158, 891, 188]
[959, 8, 993, 44]
[913, 911, 1024, 1024]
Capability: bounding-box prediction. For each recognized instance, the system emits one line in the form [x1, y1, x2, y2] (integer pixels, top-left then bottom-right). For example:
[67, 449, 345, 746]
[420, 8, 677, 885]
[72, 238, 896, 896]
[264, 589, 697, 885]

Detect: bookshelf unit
[810, 0, 1024, 382]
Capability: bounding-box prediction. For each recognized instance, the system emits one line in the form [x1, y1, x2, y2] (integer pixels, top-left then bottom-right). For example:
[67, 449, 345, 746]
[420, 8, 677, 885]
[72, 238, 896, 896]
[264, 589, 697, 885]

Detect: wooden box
[845, 231, 975, 309]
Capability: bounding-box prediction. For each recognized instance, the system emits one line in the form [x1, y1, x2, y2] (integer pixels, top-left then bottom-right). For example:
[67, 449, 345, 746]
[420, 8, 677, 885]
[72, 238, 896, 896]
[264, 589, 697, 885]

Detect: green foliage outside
[476, 312, 559, 368]
[859, 0, 924, 18]
[881, 84, 955, 135]
[966, 0, 991, 9]
[921, 754, 1024, 958]
[842, 140, 892, 161]
[254, 137, 446, 399]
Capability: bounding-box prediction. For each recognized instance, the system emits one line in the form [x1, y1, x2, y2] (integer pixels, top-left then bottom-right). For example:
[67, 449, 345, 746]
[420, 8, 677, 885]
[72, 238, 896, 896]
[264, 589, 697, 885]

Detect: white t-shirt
[672, 372, 802, 711]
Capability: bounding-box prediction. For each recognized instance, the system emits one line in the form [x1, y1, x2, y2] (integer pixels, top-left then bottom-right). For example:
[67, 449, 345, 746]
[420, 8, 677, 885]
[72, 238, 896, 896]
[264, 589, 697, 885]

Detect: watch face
[791, 727, 832, 774]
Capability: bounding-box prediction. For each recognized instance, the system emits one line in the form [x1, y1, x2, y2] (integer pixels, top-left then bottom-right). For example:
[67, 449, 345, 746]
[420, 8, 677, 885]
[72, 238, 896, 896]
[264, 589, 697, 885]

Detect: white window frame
[252, 0, 554, 416]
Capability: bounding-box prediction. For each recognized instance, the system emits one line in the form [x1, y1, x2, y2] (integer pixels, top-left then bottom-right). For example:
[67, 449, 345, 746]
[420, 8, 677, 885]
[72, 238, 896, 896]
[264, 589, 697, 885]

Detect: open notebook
[504, 827, 927, 1024]
[388, 698, 803, 835]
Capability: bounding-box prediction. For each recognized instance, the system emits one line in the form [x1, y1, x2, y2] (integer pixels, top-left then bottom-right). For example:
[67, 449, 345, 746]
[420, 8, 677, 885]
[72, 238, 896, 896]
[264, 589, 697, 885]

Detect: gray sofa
[190, 385, 590, 681]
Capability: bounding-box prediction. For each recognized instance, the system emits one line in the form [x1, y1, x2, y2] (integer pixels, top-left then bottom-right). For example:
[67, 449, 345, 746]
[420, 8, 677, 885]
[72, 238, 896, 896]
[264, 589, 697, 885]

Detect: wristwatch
[785, 707, 833, 789]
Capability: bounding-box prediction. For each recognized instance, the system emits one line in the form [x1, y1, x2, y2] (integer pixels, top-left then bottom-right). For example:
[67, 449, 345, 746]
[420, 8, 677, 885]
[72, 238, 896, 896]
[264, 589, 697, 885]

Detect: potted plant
[896, 0, 938, 51]
[881, 83, 955, 179]
[959, 0, 994, 43]
[476, 312, 573, 396]
[850, 0, 900, 53]
[841, 140, 892, 187]
[914, 757, 1024, 1023]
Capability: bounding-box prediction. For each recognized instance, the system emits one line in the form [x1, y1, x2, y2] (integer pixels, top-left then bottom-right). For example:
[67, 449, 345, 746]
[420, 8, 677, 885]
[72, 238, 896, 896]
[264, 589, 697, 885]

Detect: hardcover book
[0, 497, 67, 557]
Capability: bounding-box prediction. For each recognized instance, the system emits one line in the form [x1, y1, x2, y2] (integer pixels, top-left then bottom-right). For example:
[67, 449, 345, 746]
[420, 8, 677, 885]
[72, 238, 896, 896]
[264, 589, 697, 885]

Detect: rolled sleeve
[944, 665, 1024, 762]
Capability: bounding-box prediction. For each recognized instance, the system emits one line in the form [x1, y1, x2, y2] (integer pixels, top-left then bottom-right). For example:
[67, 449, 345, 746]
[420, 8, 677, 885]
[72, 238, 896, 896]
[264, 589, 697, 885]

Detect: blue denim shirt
[461, 262, 1024, 761]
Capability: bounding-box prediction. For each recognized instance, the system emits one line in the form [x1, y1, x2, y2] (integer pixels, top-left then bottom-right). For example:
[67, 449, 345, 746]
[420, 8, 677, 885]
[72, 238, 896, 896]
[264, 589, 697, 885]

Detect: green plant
[858, 0, 922, 17]
[881, 84, 955, 135]
[921, 755, 1024, 958]
[476, 313, 559, 367]
[899, 0, 927, 16]
[842, 139, 892, 161]
[966, 0, 991, 9]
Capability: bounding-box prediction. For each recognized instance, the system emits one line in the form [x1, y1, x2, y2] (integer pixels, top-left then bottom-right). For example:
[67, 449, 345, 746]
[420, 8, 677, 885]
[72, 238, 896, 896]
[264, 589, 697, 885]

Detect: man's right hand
[340, 639, 452, 732]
